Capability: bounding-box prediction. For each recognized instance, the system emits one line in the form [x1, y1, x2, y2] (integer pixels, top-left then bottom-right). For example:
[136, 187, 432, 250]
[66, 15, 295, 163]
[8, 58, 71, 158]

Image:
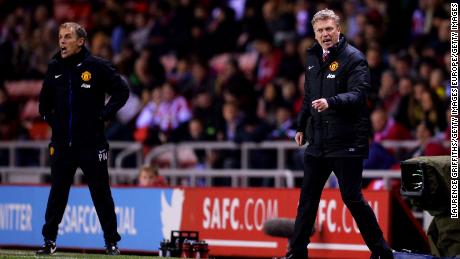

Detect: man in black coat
[283, 9, 393, 259]
[36, 22, 129, 256]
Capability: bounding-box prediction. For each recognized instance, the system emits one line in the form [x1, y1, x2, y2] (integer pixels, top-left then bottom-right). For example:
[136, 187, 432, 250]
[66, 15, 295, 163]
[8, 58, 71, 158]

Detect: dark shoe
[105, 242, 120, 256]
[36, 240, 57, 255]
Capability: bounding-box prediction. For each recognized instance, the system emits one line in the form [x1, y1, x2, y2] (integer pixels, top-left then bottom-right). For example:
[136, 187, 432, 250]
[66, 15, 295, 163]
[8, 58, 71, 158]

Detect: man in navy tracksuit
[37, 22, 128, 256]
[282, 9, 393, 259]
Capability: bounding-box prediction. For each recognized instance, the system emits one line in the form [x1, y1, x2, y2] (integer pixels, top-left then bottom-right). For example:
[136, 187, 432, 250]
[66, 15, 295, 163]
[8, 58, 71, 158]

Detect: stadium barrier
[0, 140, 432, 233]
[0, 140, 423, 170]
[0, 185, 391, 258]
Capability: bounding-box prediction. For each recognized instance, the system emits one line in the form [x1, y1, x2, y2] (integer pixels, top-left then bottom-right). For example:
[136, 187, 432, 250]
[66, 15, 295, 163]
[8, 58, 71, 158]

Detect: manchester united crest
[329, 61, 339, 72]
[81, 71, 91, 81]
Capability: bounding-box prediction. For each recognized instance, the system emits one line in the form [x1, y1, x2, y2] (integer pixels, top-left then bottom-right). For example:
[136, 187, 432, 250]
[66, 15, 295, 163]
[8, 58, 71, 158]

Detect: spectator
[236, 114, 275, 179]
[268, 105, 296, 141]
[207, 5, 239, 56]
[137, 165, 168, 187]
[156, 82, 192, 143]
[237, 0, 267, 50]
[147, 0, 173, 57]
[181, 60, 215, 100]
[214, 102, 245, 169]
[394, 78, 424, 130]
[394, 52, 413, 78]
[181, 118, 214, 167]
[366, 45, 387, 106]
[0, 87, 18, 140]
[416, 58, 436, 83]
[191, 90, 219, 139]
[257, 81, 282, 124]
[134, 87, 162, 145]
[132, 47, 165, 97]
[278, 38, 303, 82]
[215, 57, 257, 115]
[253, 35, 282, 90]
[420, 88, 447, 132]
[409, 120, 448, 158]
[114, 42, 137, 78]
[371, 108, 412, 142]
[279, 78, 298, 111]
[365, 139, 398, 170]
[377, 70, 400, 116]
[106, 91, 142, 141]
[429, 68, 447, 99]
[217, 101, 244, 142]
[364, 141, 399, 191]
[294, 0, 311, 38]
[91, 32, 112, 60]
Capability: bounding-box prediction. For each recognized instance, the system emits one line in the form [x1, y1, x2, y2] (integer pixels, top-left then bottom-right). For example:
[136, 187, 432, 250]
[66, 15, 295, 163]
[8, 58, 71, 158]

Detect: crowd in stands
[0, 0, 451, 172]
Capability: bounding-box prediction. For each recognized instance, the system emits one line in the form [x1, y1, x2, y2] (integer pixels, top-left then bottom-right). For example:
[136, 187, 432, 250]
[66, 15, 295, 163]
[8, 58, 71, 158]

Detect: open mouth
[322, 39, 332, 44]
[60, 46, 67, 53]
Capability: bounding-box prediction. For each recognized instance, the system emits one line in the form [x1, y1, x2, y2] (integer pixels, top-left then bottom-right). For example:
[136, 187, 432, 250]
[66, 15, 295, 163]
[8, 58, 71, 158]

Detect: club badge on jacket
[329, 61, 339, 72]
[81, 71, 91, 81]
[81, 71, 91, 89]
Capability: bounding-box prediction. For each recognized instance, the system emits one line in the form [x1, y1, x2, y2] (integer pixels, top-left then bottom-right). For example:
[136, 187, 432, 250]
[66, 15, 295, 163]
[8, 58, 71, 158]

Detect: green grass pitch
[0, 249, 183, 259]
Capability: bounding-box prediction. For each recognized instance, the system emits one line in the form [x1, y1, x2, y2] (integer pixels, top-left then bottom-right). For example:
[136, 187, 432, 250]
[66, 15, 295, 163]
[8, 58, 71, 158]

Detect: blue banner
[0, 185, 176, 251]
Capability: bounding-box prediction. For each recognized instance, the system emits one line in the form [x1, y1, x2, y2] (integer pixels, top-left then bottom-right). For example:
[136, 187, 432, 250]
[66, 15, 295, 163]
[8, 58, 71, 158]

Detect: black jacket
[297, 35, 371, 157]
[39, 47, 129, 148]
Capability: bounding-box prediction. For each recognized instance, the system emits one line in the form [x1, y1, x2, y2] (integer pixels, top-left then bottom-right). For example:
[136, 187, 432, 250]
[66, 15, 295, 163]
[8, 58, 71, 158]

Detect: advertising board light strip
[204, 239, 368, 251]
[309, 243, 369, 251]
[205, 239, 278, 248]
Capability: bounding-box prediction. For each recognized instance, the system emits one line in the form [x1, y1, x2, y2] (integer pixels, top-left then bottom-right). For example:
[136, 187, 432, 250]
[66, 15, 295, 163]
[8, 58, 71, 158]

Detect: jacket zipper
[318, 62, 325, 151]
[68, 73, 73, 147]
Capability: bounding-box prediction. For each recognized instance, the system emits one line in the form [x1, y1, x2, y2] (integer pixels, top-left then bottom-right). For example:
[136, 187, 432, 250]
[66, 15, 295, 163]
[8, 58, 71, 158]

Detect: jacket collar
[53, 46, 90, 67]
[308, 33, 347, 60]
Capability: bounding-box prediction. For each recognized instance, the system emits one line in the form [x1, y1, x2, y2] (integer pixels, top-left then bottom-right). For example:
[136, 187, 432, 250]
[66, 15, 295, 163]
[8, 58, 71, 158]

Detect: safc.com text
[315, 199, 380, 234]
[202, 197, 278, 231]
[201, 197, 380, 234]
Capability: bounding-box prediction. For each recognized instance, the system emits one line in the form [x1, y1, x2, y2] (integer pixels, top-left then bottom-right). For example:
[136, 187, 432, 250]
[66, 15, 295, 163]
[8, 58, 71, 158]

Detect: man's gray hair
[311, 9, 340, 26]
[59, 22, 87, 41]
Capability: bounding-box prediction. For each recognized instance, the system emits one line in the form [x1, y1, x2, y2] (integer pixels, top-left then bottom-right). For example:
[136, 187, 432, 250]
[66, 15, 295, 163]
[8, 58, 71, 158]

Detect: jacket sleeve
[99, 59, 129, 121]
[296, 70, 311, 132]
[39, 64, 55, 125]
[326, 54, 370, 109]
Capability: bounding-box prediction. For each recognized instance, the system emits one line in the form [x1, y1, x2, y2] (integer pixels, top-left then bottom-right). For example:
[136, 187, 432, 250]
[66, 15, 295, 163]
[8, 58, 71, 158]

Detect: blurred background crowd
[0, 0, 451, 173]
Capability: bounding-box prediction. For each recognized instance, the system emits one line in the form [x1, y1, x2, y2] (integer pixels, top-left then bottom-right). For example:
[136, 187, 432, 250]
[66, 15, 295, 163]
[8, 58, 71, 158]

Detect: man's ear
[77, 38, 85, 47]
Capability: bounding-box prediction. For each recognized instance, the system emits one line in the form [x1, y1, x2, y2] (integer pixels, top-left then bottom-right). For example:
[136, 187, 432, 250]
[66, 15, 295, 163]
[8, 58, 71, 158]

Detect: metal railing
[139, 140, 432, 170]
[0, 140, 428, 169]
[0, 140, 417, 186]
[0, 139, 421, 188]
[0, 164, 400, 188]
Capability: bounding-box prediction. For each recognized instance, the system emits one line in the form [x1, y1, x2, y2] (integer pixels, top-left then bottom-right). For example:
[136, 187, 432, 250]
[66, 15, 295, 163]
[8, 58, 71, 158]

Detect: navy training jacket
[297, 35, 371, 158]
[39, 47, 129, 148]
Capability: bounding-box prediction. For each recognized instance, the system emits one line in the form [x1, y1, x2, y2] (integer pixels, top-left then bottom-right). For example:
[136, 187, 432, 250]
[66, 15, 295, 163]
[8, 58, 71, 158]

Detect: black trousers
[41, 143, 121, 244]
[289, 154, 386, 258]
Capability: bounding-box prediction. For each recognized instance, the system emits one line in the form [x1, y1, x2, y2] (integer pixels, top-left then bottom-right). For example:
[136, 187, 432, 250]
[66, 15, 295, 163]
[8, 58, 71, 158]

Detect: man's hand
[295, 132, 304, 146]
[312, 98, 329, 112]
